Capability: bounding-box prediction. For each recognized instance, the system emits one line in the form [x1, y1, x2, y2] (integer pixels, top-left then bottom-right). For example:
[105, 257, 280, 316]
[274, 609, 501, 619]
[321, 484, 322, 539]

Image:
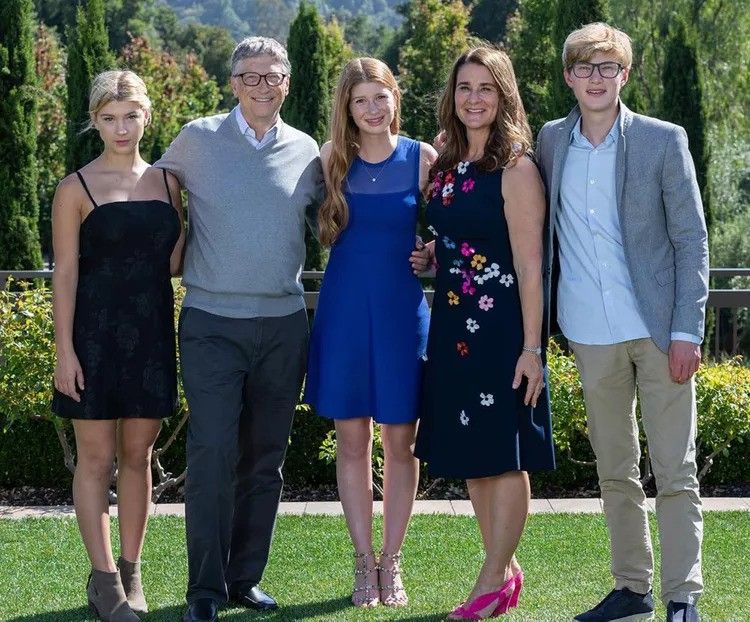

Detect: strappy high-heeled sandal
[352, 551, 379, 607]
[378, 550, 408, 607]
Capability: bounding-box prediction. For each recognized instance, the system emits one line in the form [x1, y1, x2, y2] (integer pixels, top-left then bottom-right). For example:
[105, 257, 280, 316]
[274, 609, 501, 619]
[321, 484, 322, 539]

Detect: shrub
[1, 281, 749, 494]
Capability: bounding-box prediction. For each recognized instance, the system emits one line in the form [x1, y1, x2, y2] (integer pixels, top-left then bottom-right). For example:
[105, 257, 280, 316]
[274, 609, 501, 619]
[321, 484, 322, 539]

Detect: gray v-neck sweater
[156, 113, 323, 318]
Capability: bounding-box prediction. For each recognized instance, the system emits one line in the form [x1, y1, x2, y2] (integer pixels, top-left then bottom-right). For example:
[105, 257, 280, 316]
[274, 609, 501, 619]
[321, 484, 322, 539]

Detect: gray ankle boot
[86, 568, 140, 621]
[117, 557, 148, 614]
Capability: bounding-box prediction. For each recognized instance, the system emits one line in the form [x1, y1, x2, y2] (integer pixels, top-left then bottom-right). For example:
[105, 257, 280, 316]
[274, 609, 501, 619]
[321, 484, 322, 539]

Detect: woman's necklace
[360, 157, 391, 183]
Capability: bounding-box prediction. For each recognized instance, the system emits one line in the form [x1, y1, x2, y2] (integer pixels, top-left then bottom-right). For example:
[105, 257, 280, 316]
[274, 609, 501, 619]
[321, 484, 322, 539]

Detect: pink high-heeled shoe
[507, 571, 523, 609]
[447, 576, 515, 620]
[488, 570, 524, 616]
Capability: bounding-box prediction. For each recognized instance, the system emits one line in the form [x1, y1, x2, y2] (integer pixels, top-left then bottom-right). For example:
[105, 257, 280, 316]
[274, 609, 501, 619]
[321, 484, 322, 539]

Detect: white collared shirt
[234, 105, 281, 150]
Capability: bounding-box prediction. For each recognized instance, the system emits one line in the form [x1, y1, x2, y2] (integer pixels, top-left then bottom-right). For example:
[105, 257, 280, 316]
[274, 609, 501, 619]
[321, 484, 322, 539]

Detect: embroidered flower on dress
[466, 318, 479, 333]
[461, 281, 476, 295]
[428, 225, 438, 236]
[460, 410, 470, 426]
[457, 341, 469, 357]
[480, 393, 494, 407]
[452, 259, 463, 267]
[500, 273, 515, 287]
[471, 254, 486, 270]
[449, 267, 462, 275]
[478, 295, 494, 311]
[442, 236, 456, 249]
[462, 178, 476, 193]
[448, 291, 460, 305]
[460, 242, 476, 257]
[442, 183, 454, 198]
[457, 161, 469, 174]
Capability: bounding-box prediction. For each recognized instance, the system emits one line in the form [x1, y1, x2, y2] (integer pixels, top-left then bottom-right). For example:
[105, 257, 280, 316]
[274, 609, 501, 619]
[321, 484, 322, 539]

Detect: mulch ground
[2, 481, 748, 507]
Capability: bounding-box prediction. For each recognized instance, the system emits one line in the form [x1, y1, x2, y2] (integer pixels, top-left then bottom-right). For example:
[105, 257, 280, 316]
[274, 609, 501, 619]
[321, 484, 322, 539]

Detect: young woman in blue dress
[52, 70, 184, 621]
[305, 57, 436, 608]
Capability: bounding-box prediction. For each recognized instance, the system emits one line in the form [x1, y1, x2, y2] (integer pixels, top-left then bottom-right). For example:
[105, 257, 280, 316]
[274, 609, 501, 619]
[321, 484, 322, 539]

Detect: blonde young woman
[305, 57, 436, 608]
[412, 47, 555, 619]
[52, 70, 184, 621]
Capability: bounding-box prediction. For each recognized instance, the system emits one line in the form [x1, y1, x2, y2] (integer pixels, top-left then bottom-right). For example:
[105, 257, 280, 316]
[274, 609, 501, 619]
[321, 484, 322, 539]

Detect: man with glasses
[536, 23, 708, 622]
[155, 37, 323, 622]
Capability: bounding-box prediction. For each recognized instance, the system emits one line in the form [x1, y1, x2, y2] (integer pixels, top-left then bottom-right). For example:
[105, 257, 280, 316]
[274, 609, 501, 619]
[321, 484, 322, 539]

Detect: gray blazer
[536, 102, 709, 353]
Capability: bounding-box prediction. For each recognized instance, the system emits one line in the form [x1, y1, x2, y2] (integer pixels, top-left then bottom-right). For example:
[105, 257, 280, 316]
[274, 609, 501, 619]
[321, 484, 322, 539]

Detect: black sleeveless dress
[52, 169, 180, 420]
[414, 161, 555, 478]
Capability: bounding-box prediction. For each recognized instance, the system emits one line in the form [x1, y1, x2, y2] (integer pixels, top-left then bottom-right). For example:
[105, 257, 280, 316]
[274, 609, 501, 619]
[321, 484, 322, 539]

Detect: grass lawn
[0, 513, 748, 621]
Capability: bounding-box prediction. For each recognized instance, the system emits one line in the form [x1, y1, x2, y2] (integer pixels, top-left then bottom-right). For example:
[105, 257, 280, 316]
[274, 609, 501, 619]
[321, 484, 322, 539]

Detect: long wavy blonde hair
[318, 57, 401, 246]
[432, 46, 531, 178]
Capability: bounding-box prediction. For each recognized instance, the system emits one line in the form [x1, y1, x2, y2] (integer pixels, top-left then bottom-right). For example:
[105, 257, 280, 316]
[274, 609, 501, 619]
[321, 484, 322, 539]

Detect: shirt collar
[234, 105, 282, 140]
[570, 113, 620, 149]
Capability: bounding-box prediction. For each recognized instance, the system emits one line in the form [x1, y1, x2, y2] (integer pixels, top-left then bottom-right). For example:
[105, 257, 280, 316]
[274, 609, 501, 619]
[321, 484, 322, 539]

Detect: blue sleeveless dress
[305, 136, 429, 423]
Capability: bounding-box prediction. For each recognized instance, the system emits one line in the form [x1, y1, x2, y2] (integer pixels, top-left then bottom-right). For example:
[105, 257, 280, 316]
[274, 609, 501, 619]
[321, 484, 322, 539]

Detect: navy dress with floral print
[414, 161, 555, 479]
[52, 169, 180, 420]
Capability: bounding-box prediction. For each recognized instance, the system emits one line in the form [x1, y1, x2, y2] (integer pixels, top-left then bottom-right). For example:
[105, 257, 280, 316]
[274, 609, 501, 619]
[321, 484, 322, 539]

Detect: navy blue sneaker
[574, 587, 655, 621]
[666, 601, 700, 622]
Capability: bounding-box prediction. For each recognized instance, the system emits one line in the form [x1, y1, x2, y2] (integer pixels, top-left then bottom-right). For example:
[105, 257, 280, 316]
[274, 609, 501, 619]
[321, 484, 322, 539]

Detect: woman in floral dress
[413, 47, 555, 620]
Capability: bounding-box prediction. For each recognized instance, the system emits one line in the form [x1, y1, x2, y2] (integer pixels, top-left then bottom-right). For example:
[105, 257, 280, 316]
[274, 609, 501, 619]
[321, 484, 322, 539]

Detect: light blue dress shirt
[556, 117, 699, 346]
[234, 105, 280, 149]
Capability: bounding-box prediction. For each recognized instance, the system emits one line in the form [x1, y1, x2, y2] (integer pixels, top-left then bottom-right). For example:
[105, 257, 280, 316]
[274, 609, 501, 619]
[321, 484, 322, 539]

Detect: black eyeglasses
[570, 61, 623, 79]
[232, 71, 287, 87]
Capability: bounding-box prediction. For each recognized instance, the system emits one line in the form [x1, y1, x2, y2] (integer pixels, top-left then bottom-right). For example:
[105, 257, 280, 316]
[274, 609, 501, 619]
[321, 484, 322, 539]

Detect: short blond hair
[85, 70, 151, 131]
[562, 22, 632, 69]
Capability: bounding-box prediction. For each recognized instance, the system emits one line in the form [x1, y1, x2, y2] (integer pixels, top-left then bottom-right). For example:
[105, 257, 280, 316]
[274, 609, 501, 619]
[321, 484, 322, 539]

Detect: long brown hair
[318, 57, 401, 246]
[432, 47, 531, 178]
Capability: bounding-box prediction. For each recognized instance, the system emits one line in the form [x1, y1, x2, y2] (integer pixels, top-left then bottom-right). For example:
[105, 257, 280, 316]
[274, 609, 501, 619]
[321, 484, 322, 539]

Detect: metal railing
[3, 268, 750, 355]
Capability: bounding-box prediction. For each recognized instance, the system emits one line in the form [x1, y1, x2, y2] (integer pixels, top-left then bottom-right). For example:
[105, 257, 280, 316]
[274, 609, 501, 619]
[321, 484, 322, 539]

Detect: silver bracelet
[522, 345, 542, 355]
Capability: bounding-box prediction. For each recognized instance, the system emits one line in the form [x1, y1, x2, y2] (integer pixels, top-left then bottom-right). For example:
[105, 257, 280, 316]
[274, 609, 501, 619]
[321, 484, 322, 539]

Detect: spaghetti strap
[76, 171, 98, 208]
[160, 168, 173, 207]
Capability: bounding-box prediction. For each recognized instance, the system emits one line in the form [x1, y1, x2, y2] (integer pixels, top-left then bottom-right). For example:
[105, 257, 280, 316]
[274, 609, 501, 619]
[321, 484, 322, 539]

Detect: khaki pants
[570, 338, 703, 605]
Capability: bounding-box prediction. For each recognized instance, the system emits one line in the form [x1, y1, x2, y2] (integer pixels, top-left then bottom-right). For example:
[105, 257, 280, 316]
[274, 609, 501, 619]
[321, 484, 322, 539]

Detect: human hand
[54, 349, 84, 402]
[512, 351, 544, 407]
[410, 239, 434, 274]
[433, 130, 447, 153]
[668, 339, 701, 383]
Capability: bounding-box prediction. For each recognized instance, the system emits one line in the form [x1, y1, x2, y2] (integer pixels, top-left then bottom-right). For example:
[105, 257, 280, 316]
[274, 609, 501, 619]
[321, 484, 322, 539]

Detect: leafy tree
[34, 23, 67, 262]
[0, 0, 43, 269]
[341, 14, 397, 57]
[120, 36, 221, 163]
[468, 0, 517, 43]
[64, 0, 115, 173]
[549, 0, 610, 120]
[505, 0, 556, 134]
[398, 0, 470, 141]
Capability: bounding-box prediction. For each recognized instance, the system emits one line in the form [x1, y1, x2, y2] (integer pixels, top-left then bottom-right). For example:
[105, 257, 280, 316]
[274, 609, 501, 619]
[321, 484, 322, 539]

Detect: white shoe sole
[573, 614, 655, 622]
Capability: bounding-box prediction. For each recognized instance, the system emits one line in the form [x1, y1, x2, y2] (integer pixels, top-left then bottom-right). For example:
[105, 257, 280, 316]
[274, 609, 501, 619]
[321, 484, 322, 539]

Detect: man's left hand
[668, 339, 701, 384]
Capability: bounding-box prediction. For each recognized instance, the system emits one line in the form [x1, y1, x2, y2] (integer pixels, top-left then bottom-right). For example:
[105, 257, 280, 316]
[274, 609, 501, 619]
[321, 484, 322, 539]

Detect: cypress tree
[283, 1, 329, 146]
[0, 0, 43, 269]
[283, 1, 335, 271]
[550, 0, 611, 120]
[661, 18, 710, 232]
[65, 0, 115, 174]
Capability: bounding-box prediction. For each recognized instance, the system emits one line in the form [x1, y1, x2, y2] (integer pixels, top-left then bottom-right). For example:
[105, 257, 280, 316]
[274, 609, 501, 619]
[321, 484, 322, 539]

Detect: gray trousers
[178, 306, 308, 604]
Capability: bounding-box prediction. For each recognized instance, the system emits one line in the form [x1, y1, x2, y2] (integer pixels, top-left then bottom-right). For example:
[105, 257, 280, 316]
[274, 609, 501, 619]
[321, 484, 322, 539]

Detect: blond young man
[536, 23, 708, 622]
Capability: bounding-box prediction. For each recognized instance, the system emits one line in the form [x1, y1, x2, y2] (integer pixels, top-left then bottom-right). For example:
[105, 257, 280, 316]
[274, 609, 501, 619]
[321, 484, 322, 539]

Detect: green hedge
[1, 279, 749, 493]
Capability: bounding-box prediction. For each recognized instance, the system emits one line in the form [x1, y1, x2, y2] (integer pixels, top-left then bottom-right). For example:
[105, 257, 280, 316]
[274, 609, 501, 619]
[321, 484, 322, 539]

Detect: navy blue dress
[52, 169, 180, 420]
[414, 161, 555, 478]
[305, 136, 429, 423]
